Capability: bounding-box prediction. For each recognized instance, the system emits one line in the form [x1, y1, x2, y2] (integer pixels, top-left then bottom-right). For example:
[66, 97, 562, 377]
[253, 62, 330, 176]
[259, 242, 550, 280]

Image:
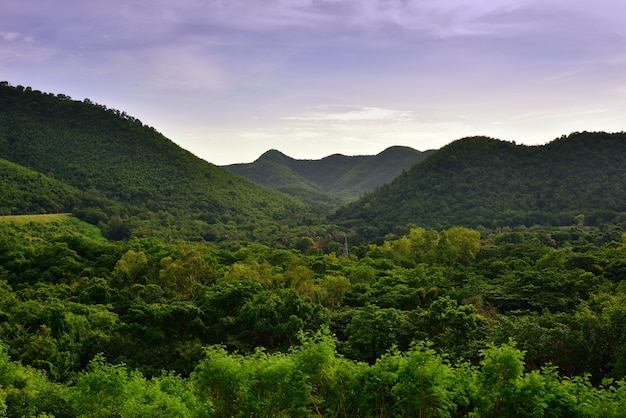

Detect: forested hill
[333, 132, 626, 233]
[224, 146, 433, 208]
[0, 82, 311, 224]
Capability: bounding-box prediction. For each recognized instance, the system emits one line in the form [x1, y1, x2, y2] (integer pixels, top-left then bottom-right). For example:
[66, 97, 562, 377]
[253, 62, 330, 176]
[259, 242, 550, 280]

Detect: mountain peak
[255, 149, 294, 164]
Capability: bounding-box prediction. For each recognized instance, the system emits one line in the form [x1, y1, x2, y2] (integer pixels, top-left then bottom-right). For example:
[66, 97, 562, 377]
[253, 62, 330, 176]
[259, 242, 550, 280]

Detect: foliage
[3, 82, 626, 415]
[225, 146, 433, 208]
[0, 82, 319, 243]
[0, 159, 79, 215]
[334, 133, 626, 234]
[3, 333, 626, 417]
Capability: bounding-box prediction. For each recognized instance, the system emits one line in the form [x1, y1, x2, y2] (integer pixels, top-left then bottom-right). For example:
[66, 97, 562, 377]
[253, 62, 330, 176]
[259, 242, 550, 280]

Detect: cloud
[188, 0, 533, 37]
[0, 31, 23, 41]
[3, 0, 625, 166]
[4, 0, 621, 86]
[146, 45, 227, 91]
[0, 28, 54, 69]
[351, 0, 533, 37]
[285, 105, 415, 122]
[511, 108, 612, 122]
[4, 0, 624, 49]
[238, 130, 278, 141]
[2, 0, 528, 53]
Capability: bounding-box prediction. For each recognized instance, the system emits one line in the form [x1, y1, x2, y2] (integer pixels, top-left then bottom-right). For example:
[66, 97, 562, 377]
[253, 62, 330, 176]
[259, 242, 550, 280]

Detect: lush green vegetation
[1, 215, 626, 416]
[334, 133, 626, 237]
[226, 150, 345, 211]
[2, 81, 626, 415]
[0, 82, 316, 233]
[225, 146, 433, 208]
[0, 159, 79, 215]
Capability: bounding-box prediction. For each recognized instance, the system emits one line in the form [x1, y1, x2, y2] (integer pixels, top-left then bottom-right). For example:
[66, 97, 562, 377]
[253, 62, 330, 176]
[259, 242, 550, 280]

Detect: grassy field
[0, 213, 72, 224]
[0, 213, 107, 242]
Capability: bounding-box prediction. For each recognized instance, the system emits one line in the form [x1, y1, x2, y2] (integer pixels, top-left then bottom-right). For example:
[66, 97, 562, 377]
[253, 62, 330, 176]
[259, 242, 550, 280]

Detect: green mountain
[225, 146, 433, 209]
[333, 132, 626, 234]
[332, 146, 435, 197]
[0, 82, 312, 230]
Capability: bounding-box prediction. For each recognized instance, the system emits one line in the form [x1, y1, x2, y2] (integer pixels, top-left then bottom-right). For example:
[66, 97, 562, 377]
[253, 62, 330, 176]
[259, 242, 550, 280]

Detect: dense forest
[1, 216, 626, 416]
[0, 82, 316, 240]
[1, 82, 626, 416]
[334, 133, 626, 237]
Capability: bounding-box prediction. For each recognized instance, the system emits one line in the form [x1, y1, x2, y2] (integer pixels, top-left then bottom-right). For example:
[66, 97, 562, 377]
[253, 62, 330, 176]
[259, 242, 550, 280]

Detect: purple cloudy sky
[2, 0, 625, 164]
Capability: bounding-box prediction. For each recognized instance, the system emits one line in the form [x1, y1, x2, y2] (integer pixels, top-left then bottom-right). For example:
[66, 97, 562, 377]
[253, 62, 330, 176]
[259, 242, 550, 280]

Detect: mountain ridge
[224, 146, 434, 209]
[0, 82, 315, 238]
[3, 82, 625, 243]
[332, 132, 626, 235]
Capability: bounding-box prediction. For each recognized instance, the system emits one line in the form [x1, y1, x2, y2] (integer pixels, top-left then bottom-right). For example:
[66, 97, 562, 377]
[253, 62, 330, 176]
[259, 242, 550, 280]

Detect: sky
[1, 0, 625, 165]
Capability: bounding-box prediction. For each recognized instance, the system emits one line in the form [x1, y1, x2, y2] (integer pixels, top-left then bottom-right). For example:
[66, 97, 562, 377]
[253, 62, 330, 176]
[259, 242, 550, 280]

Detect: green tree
[392, 342, 465, 417]
[575, 292, 626, 380]
[415, 296, 489, 360]
[440, 227, 481, 265]
[344, 304, 411, 363]
[113, 249, 147, 286]
[222, 260, 272, 286]
[319, 274, 351, 309]
[72, 354, 202, 417]
[191, 346, 246, 417]
[294, 236, 316, 254]
[475, 341, 526, 417]
[236, 288, 330, 351]
[280, 259, 317, 298]
[158, 247, 213, 299]
[0, 340, 73, 417]
[407, 227, 441, 261]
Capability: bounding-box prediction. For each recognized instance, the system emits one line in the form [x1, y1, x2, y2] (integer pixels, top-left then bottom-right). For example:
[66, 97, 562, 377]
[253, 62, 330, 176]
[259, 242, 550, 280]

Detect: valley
[1, 82, 626, 416]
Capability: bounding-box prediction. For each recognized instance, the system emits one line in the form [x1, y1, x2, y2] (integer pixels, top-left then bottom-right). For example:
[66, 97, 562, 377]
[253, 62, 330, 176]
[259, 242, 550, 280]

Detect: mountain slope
[0, 158, 80, 215]
[225, 150, 344, 210]
[333, 132, 626, 233]
[227, 150, 322, 193]
[332, 146, 434, 199]
[0, 82, 312, 225]
[225, 146, 433, 208]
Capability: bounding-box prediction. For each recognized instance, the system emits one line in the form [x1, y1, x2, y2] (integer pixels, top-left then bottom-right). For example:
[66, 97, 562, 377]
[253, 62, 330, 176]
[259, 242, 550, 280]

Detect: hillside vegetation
[334, 133, 626, 236]
[1, 213, 626, 416]
[0, 158, 80, 215]
[0, 82, 314, 232]
[225, 146, 433, 209]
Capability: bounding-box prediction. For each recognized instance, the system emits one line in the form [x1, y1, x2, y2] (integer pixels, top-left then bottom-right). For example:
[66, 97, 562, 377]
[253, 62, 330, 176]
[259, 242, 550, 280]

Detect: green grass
[0, 213, 72, 223]
[0, 214, 107, 242]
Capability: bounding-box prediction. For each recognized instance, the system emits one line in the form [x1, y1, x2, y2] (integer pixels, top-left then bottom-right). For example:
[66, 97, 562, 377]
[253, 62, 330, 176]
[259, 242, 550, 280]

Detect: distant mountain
[225, 146, 434, 209]
[332, 132, 626, 235]
[0, 82, 313, 231]
[333, 146, 435, 198]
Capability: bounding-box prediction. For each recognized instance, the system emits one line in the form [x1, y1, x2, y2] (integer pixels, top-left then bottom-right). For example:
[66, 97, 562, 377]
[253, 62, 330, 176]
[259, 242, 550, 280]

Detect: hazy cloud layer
[2, 0, 625, 163]
[284, 106, 415, 122]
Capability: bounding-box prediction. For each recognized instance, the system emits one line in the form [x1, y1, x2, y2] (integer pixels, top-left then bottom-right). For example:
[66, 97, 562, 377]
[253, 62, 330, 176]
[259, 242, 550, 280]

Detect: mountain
[332, 132, 626, 234]
[332, 146, 435, 197]
[224, 146, 434, 209]
[0, 82, 313, 231]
